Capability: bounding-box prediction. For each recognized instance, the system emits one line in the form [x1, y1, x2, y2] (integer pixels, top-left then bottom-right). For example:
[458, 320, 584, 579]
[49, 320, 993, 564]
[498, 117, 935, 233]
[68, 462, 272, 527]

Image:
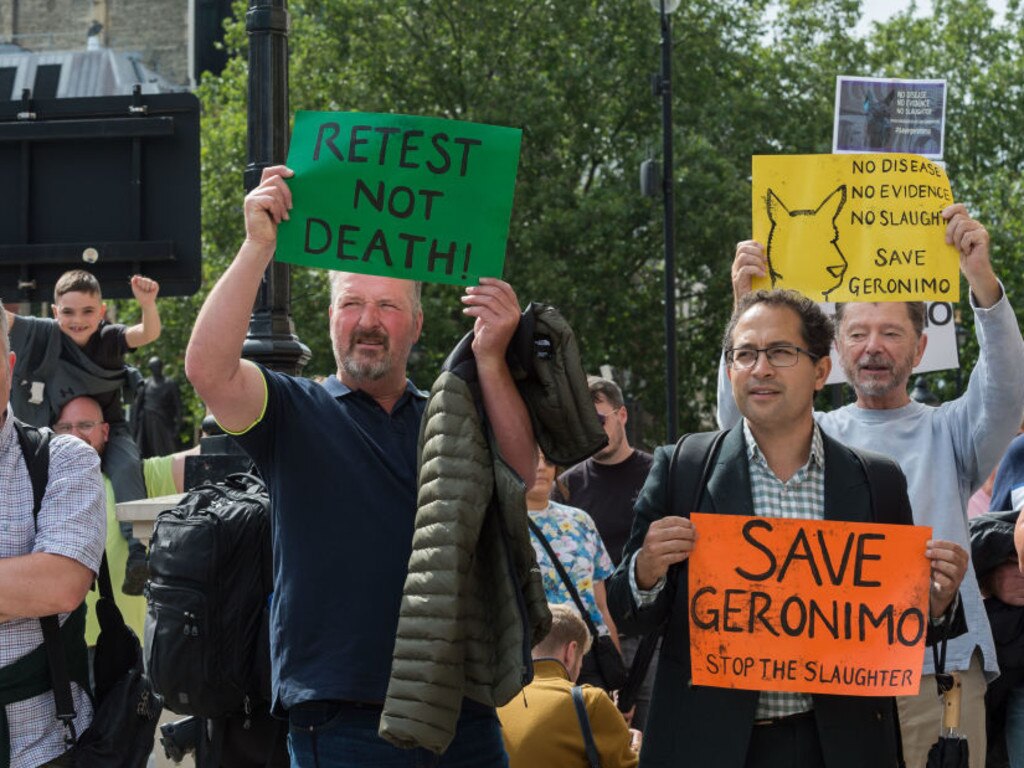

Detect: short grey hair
[328, 271, 423, 315]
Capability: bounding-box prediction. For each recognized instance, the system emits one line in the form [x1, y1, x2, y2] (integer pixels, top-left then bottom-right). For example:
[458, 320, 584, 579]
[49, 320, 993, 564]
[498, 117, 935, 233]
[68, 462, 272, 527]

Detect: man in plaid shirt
[607, 289, 969, 768]
[0, 306, 105, 768]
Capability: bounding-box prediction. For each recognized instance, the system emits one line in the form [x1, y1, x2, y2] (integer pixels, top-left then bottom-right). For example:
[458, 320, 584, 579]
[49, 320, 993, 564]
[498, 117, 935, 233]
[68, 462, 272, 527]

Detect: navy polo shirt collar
[321, 374, 428, 404]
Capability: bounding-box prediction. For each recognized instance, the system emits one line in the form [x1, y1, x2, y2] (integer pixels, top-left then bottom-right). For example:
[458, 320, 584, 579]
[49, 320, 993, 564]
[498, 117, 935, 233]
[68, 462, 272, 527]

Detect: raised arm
[124, 275, 162, 348]
[716, 241, 765, 428]
[185, 166, 294, 433]
[461, 277, 537, 486]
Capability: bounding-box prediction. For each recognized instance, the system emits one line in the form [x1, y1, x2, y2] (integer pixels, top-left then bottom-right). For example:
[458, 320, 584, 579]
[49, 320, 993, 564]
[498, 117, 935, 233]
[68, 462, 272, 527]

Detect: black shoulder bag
[528, 516, 629, 691]
[16, 420, 163, 768]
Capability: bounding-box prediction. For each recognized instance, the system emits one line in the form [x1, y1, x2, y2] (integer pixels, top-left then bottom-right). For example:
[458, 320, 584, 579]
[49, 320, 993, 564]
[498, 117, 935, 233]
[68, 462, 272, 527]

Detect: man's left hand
[926, 539, 969, 618]
[943, 203, 1001, 307]
[461, 277, 521, 369]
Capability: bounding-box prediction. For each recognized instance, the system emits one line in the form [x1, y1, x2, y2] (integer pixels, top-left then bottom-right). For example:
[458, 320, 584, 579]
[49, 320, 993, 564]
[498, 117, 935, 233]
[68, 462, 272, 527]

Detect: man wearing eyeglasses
[719, 204, 1024, 768]
[608, 289, 969, 768]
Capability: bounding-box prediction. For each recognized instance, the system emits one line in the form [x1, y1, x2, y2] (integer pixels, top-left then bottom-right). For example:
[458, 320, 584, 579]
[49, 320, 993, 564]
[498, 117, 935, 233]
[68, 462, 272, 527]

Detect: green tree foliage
[152, 0, 1023, 445]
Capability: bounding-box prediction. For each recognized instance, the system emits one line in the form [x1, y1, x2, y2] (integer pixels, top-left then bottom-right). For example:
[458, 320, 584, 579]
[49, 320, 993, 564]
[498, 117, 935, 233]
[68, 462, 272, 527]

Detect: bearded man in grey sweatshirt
[718, 203, 1024, 768]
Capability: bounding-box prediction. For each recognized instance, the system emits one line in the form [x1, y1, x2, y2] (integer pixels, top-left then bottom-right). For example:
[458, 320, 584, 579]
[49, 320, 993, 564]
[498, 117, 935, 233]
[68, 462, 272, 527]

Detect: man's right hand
[244, 165, 294, 246]
[987, 559, 1024, 607]
[732, 240, 767, 308]
[635, 515, 697, 589]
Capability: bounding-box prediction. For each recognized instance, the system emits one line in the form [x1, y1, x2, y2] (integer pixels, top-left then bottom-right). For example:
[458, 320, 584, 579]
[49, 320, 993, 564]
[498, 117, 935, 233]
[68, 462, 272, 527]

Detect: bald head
[55, 396, 109, 455]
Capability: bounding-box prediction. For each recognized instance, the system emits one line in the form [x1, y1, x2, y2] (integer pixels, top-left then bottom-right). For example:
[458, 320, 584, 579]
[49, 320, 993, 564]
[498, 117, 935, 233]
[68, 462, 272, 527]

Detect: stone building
[0, 0, 232, 91]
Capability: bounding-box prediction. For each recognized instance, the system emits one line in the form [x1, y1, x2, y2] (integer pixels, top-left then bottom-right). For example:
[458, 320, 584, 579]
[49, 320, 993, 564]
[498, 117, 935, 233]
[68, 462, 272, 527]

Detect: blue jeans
[1007, 683, 1024, 768]
[287, 701, 509, 768]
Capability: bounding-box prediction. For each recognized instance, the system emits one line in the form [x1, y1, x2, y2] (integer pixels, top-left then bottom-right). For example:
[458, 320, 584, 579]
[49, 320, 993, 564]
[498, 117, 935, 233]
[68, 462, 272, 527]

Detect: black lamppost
[649, 0, 680, 441]
[243, 0, 310, 375]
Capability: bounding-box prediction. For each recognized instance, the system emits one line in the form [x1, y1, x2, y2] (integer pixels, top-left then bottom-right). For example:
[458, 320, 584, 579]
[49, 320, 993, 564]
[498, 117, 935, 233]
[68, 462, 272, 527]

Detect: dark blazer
[607, 424, 965, 768]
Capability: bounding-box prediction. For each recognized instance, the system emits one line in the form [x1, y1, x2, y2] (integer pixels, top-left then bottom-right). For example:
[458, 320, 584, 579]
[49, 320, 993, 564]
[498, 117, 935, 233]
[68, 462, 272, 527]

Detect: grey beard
[341, 353, 391, 381]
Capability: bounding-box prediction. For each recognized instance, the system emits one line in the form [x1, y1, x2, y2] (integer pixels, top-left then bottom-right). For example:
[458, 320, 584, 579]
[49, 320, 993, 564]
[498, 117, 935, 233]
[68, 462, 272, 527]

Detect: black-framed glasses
[53, 420, 104, 435]
[725, 344, 820, 370]
[596, 408, 621, 426]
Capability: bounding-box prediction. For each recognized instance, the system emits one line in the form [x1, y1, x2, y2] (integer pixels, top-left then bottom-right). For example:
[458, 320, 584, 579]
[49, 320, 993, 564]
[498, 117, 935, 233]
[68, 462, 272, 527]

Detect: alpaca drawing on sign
[765, 186, 848, 300]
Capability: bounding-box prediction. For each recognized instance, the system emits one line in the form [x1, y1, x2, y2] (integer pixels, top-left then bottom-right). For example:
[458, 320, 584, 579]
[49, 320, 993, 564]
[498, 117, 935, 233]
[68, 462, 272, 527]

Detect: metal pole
[243, 0, 309, 374]
[660, 1, 678, 441]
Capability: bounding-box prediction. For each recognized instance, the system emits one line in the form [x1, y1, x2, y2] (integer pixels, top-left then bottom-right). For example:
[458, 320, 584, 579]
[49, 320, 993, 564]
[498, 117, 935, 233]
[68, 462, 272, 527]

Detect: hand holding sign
[731, 240, 768, 309]
[943, 203, 1001, 308]
[245, 165, 294, 248]
[635, 515, 697, 589]
[461, 277, 522, 372]
[926, 538, 968, 618]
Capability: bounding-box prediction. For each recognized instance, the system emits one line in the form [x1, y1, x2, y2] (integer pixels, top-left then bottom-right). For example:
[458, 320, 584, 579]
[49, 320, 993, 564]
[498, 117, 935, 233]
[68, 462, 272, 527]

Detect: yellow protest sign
[688, 513, 932, 697]
[751, 154, 959, 302]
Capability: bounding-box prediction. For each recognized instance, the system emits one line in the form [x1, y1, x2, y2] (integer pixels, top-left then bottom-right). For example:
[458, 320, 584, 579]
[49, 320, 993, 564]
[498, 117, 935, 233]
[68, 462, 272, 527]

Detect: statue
[132, 356, 182, 458]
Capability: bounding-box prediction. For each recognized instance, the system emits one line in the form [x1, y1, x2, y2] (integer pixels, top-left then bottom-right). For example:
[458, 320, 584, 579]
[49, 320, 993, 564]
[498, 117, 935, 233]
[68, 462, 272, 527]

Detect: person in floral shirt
[527, 450, 621, 687]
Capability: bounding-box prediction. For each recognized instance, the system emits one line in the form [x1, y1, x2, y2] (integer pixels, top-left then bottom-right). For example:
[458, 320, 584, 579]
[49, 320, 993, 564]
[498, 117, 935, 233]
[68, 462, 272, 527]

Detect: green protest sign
[276, 111, 522, 285]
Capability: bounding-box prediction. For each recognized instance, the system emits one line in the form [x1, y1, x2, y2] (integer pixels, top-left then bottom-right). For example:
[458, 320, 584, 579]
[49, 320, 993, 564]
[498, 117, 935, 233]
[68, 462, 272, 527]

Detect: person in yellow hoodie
[498, 604, 640, 768]
[53, 395, 196, 643]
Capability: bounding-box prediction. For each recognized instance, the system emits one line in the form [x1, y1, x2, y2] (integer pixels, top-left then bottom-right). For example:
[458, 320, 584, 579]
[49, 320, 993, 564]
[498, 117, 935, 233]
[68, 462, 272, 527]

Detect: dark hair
[587, 375, 624, 409]
[833, 301, 926, 338]
[722, 289, 834, 360]
[54, 270, 102, 303]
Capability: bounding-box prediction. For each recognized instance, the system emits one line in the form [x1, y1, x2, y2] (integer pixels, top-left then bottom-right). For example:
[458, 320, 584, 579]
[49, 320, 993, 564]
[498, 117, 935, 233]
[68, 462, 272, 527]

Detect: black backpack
[145, 473, 273, 721]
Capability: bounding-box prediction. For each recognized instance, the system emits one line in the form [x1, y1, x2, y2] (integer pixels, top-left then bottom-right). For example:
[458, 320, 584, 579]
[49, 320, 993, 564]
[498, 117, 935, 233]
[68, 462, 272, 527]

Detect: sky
[858, 0, 1009, 32]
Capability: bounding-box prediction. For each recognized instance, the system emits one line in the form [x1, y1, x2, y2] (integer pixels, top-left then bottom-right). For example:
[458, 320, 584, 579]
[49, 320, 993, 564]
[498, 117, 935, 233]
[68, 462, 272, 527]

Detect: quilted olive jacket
[379, 304, 605, 754]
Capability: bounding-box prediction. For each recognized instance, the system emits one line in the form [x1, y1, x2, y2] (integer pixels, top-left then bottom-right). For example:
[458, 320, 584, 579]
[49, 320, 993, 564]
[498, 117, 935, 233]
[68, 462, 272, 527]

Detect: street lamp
[243, 0, 310, 375]
[648, 0, 680, 440]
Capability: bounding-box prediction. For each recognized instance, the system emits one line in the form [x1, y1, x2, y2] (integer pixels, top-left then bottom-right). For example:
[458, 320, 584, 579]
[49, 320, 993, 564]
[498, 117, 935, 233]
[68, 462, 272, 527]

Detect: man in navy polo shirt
[186, 165, 537, 768]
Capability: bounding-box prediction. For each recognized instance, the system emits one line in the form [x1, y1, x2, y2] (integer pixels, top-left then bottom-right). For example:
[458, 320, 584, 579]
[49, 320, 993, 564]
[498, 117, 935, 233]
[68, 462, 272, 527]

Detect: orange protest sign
[688, 513, 931, 697]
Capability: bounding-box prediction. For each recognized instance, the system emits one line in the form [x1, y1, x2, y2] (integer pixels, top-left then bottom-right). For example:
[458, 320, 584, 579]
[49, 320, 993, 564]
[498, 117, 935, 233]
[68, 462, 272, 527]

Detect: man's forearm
[478, 360, 536, 486]
[186, 240, 274, 391]
[138, 302, 162, 344]
[0, 553, 94, 618]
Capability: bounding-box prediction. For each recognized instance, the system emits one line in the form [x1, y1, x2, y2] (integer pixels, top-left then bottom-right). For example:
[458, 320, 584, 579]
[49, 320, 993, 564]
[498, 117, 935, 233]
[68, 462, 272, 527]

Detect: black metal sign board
[0, 90, 201, 300]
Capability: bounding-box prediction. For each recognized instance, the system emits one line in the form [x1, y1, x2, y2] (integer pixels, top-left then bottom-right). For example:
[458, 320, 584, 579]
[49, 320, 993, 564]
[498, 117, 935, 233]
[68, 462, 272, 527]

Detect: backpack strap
[571, 685, 601, 768]
[13, 419, 50, 518]
[667, 430, 727, 519]
[616, 430, 726, 714]
[13, 420, 81, 746]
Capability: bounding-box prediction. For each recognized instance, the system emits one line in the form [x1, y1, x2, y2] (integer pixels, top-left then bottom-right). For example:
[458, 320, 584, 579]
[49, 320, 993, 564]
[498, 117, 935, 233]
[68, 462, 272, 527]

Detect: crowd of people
[2, 161, 1024, 768]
